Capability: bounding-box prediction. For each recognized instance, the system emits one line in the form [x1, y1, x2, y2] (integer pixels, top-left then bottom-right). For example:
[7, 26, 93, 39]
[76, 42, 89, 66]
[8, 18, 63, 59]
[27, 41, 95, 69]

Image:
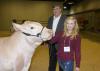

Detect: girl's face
[66, 19, 75, 31]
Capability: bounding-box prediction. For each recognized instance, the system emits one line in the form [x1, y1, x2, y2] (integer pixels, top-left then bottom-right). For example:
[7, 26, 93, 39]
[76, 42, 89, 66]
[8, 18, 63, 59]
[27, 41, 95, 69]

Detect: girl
[50, 16, 81, 71]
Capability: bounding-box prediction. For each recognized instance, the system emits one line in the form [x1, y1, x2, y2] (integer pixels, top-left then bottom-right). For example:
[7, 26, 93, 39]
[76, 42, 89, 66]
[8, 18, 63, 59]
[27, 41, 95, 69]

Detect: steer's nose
[47, 29, 53, 37]
[47, 29, 52, 33]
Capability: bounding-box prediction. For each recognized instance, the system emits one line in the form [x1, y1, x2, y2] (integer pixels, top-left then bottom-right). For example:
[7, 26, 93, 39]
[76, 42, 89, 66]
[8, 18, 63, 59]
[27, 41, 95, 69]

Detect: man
[47, 4, 66, 71]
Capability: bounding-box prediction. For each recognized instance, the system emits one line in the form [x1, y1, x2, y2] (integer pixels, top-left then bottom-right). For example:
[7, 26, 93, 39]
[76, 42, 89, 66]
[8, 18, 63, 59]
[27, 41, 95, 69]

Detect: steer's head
[12, 21, 52, 41]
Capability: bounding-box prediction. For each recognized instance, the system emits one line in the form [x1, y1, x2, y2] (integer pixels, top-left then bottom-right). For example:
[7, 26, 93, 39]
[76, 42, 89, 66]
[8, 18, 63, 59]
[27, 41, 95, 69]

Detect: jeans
[58, 60, 74, 71]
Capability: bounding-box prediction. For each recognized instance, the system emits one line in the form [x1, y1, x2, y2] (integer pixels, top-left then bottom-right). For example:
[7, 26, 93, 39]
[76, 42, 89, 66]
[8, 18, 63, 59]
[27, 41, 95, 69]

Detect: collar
[54, 14, 62, 19]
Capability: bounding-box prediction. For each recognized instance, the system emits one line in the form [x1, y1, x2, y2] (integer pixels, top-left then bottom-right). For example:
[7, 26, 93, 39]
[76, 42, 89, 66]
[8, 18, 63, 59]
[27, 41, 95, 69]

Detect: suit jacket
[47, 15, 66, 35]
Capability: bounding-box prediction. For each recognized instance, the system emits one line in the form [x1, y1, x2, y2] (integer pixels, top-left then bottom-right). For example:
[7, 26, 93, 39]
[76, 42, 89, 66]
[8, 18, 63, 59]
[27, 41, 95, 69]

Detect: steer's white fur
[0, 21, 52, 71]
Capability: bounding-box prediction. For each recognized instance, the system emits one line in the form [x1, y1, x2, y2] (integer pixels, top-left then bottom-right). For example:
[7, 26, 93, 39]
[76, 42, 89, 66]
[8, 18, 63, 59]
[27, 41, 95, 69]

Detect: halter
[22, 27, 44, 38]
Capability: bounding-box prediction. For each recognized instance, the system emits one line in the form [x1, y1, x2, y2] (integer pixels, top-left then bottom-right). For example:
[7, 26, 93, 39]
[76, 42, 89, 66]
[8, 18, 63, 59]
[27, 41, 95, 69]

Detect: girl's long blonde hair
[63, 16, 79, 39]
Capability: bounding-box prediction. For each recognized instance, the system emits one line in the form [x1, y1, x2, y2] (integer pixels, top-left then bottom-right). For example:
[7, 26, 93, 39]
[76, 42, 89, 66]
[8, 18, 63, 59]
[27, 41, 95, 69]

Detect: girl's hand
[76, 67, 80, 71]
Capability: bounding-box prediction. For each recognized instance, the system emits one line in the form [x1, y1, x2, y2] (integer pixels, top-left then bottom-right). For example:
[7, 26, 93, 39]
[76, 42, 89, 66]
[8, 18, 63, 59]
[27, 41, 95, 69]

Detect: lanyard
[64, 36, 71, 47]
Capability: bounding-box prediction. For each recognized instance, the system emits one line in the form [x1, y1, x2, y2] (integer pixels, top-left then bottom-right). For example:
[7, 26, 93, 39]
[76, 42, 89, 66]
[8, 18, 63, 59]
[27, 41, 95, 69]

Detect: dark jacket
[47, 15, 67, 35]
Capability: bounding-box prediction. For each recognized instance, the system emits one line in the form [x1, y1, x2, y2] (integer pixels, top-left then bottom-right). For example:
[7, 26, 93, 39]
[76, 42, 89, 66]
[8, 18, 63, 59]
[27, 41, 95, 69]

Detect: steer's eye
[30, 27, 34, 29]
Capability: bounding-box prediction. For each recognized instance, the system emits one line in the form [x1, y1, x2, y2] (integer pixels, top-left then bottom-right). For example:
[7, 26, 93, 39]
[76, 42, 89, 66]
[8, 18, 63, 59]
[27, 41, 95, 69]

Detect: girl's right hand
[76, 67, 80, 71]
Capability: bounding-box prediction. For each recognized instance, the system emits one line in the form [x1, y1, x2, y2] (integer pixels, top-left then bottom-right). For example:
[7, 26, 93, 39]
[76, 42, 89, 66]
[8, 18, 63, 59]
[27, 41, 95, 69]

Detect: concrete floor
[0, 31, 100, 71]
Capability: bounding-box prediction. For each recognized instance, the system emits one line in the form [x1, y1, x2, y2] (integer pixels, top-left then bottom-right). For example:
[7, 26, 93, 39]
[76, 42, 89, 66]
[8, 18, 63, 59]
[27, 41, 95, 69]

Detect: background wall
[70, 0, 100, 14]
[0, 1, 62, 31]
[69, 0, 100, 32]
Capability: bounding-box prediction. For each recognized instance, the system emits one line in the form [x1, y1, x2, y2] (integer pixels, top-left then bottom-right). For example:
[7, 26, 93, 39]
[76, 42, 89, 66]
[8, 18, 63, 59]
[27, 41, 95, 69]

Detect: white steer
[0, 21, 52, 71]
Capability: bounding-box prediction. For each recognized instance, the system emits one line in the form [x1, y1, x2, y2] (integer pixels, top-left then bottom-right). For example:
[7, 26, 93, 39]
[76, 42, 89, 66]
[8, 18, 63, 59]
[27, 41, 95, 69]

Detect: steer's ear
[12, 22, 22, 31]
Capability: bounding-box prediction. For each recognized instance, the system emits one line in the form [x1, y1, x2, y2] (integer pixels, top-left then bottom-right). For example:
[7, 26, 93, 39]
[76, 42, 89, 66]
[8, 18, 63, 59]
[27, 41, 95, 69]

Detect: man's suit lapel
[50, 16, 53, 29]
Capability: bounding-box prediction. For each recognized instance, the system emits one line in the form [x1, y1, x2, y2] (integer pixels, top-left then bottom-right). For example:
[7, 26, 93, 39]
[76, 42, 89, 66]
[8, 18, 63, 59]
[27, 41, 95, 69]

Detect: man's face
[53, 6, 61, 17]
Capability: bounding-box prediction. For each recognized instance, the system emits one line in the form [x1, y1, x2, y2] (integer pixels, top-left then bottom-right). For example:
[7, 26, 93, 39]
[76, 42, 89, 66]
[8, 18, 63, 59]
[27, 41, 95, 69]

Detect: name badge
[64, 46, 70, 52]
